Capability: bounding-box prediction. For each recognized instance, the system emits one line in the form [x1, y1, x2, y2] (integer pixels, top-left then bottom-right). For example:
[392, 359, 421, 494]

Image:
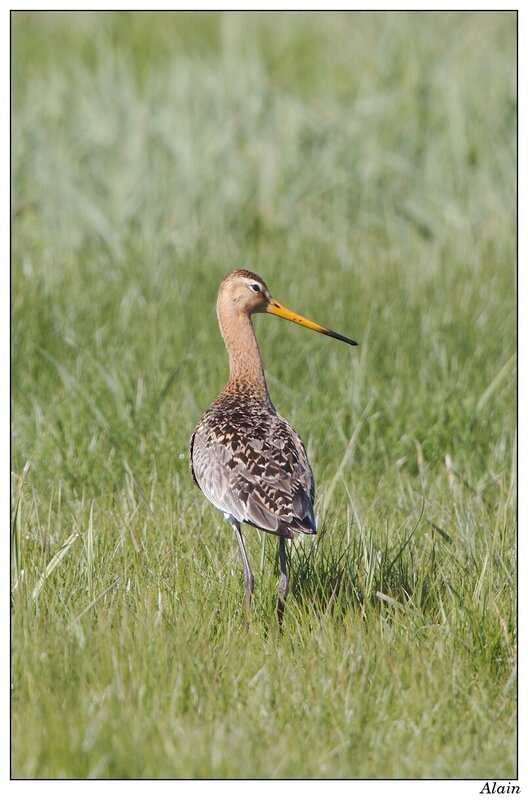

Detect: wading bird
[190, 270, 357, 622]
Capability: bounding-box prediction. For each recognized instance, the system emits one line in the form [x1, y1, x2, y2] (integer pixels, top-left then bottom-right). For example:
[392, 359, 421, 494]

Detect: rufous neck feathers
[216, 295, 269, 400]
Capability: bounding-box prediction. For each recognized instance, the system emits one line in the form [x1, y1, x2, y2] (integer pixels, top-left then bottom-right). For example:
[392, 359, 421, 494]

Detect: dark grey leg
[231, 519, 254, 613]
[277, 536, 289, 625]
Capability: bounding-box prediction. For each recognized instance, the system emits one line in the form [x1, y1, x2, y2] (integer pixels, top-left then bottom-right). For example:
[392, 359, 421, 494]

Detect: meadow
[11, 11, 516, 778]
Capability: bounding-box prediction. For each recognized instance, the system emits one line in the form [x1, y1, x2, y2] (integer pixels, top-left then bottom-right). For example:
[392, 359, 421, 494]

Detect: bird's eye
[249, 283, 261, 293]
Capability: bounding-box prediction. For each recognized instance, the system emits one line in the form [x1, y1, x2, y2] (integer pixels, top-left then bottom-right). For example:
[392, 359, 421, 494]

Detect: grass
[11, 10, 516, 779]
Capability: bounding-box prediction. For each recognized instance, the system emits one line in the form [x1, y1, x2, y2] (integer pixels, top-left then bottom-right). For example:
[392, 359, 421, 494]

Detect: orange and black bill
[267, 299, 358, 347]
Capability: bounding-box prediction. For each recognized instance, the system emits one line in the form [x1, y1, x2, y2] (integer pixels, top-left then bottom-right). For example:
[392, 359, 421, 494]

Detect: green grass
[11, 10, 516, 778]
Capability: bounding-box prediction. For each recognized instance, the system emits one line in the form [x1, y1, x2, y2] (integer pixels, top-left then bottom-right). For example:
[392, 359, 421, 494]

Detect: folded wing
[190, 402, 316, 539]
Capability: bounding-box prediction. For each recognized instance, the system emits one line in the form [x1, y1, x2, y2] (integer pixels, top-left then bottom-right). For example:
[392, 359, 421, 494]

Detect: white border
[4, 4, 522, 798]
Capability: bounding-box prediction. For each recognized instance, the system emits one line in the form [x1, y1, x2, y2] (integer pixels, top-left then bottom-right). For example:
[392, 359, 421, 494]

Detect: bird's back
[190, 392, 316, 538]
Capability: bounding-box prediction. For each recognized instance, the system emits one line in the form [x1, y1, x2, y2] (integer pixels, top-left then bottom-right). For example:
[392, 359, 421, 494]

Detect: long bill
[266, 299, 358, 347]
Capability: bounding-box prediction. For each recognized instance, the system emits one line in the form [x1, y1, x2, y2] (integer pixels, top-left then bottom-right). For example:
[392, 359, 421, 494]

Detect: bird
[190, 269, 357, 622]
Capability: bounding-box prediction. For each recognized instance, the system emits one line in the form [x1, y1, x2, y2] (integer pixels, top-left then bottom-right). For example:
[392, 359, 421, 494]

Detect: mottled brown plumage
[190, 269, 357, 619]
[191, 391, 316, 538]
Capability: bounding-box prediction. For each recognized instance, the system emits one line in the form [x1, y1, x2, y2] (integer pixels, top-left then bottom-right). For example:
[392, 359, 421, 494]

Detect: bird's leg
[232, 520, 254, 613]
[277, 536, 289, 625]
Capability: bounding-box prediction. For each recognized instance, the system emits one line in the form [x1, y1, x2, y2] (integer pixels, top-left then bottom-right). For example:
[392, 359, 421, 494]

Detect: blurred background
[11, 11, 516, 779]
[12, 11, 516, 485]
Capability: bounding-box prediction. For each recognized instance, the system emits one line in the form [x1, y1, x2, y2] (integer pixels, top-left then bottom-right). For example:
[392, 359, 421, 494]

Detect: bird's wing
[190, 404, 316, 538]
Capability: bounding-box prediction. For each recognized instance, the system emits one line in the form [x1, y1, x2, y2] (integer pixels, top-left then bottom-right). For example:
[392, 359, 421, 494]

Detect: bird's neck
[218, 308, 270, 401]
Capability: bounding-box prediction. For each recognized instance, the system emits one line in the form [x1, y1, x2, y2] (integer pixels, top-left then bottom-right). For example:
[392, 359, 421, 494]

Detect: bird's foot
[276, 573, 289, 626]
[244, 574, 254, 614]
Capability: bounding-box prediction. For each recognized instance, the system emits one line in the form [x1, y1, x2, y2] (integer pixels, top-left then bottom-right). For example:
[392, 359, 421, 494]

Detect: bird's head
[217, 269, 358, 346]
[217, 269, 272, 316]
